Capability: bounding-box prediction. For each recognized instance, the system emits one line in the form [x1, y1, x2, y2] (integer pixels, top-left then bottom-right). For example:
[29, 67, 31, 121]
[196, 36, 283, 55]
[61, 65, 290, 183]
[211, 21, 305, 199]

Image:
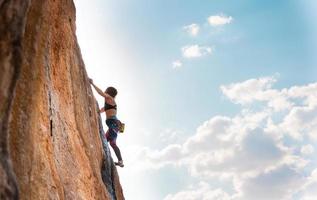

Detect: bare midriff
[106, 109, 117, 119]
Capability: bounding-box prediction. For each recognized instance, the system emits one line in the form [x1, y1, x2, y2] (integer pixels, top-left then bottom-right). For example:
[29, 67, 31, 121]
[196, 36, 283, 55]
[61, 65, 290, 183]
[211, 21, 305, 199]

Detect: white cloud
[134, 110, 288, 176]
[208, 14, 233, 26]
[183, 23, 200, 36]
[301, 144, 315, 155]
[220, 76, 317, 113]
[280, 104, 317, 140]
[131, 76, 317, 200]
[220, 76, 277, 104]
[182, 45, 212, 58]
[287, 83, 317, 107]
[292, 168, 317, 200]
[220, 76, 293, 111]
[237, 165, 305, 200]
[172, 60, 183, 69]
[164, 166, 307, 200]
[220, 76, 317, 139]
[164, 182, 231, 200]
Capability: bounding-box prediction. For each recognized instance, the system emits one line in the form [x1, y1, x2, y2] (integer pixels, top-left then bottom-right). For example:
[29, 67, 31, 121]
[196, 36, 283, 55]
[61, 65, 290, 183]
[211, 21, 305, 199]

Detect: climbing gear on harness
[117, 120, 125, 133]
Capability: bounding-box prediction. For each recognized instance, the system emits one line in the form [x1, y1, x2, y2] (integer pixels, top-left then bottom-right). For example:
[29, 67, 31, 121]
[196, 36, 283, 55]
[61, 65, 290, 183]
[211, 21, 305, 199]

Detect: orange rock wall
[0, 0, 124, 199]
[0, 0, 30, 199]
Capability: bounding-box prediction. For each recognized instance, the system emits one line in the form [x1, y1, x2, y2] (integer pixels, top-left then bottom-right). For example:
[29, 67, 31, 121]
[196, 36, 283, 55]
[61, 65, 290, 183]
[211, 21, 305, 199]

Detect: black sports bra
[104, 101, 117, 111]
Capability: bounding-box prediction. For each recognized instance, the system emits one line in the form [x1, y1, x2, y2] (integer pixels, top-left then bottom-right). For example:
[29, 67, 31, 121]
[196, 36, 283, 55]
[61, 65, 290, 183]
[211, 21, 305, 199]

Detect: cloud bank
[131, 76, 317, 200]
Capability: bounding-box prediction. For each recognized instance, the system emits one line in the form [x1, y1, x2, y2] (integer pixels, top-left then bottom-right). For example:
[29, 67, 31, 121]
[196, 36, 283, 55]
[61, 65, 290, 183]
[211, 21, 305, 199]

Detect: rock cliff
[0, 0, 124, 199]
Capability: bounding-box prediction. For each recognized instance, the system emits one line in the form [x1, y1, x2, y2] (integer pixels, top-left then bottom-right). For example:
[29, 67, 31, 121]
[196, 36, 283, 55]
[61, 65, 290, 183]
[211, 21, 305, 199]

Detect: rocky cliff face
[0, 0, 124, 199]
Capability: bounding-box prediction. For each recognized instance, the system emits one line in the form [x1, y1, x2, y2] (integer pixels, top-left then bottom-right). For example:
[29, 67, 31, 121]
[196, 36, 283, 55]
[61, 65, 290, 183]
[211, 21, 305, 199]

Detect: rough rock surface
[0, 1, 30, 199]
[0, 0, 125, 199]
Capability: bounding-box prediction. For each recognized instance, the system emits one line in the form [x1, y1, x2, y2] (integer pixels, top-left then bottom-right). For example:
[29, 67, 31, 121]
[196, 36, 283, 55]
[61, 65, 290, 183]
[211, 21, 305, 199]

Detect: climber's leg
[109, 139, 124, 167]
[105, 118, 124, 167]
[105, 128, 124, 167]
[109, 139, 122, 161]
[105, 130, 111, 141]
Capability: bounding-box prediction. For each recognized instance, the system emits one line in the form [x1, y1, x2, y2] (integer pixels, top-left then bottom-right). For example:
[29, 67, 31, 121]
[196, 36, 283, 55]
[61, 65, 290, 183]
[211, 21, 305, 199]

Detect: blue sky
[74, 0, 317, 199]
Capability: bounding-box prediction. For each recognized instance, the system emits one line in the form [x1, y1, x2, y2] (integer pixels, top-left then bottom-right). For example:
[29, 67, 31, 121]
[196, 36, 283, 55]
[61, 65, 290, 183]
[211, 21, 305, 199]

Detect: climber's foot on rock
[115, 160, 124, 167]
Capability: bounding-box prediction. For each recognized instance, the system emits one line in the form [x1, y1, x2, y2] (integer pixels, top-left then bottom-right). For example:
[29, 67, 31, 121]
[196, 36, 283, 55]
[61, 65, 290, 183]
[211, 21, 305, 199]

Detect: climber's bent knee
[110, 140, 117, 147]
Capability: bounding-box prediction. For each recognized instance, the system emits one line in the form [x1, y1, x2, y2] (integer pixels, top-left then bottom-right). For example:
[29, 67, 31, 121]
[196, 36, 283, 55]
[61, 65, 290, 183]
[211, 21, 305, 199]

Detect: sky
[74, 0, 317, 199]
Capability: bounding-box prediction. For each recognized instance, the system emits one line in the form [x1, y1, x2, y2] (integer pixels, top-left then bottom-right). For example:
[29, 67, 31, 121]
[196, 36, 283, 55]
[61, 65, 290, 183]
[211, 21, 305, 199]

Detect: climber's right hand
[88, 78, 93, 84]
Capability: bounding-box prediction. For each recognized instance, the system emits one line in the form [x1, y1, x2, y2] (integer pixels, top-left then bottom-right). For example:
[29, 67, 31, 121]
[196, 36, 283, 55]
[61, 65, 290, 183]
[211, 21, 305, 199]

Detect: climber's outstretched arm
[89, 78, 110, 98]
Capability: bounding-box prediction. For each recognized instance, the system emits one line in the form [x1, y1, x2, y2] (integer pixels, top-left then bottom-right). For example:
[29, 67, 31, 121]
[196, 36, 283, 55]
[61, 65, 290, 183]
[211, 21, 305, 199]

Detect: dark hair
[105, 86, 117, 98]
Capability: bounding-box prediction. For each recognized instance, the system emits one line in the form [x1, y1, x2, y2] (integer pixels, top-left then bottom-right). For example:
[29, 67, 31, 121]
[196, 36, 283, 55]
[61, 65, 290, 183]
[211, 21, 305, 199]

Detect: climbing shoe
[115, 160, 124, 167]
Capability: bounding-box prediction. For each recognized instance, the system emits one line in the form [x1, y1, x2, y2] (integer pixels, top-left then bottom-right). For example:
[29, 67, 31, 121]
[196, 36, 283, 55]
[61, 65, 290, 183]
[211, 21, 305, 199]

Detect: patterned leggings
[105, 118, 122, 161]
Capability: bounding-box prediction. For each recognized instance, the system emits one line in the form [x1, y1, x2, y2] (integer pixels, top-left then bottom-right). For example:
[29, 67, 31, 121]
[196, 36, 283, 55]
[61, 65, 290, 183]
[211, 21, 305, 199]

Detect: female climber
[89, 78, 124, 167]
